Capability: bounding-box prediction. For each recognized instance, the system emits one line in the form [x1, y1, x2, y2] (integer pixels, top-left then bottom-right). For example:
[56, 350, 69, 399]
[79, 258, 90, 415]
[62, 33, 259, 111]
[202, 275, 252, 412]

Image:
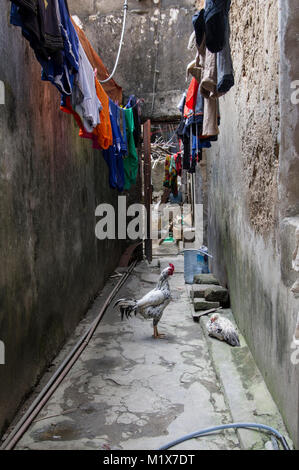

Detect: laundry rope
[117, 98, 145, 113]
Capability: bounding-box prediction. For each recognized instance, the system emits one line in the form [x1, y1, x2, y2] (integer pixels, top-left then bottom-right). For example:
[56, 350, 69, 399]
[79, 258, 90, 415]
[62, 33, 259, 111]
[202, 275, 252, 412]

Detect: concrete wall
[206, 0, 299, 447]
[0, 2, 125, 435]
[68, 0, 196, 121]
[279, 0, 299, 219]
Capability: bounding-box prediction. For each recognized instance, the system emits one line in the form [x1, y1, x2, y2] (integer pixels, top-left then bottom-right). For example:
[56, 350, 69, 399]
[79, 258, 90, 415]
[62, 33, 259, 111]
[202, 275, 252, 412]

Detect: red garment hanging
[184, 77, 200, 117]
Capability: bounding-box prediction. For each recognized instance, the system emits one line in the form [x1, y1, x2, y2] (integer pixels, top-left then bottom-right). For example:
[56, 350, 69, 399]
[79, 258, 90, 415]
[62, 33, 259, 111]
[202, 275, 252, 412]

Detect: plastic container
[183, 248, 212, 284]
[184, 250, 199, 284]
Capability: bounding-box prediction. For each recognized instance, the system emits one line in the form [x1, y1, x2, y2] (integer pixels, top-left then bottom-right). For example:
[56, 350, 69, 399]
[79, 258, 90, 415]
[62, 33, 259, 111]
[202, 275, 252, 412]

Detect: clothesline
[121, 98, 145, 111]
[9, 0, 143, 194]
[176, 0, 234, 173]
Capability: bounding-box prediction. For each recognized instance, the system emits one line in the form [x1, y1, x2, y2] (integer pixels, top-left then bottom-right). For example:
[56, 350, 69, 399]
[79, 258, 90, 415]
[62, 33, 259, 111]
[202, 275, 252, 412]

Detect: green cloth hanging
[123, 108, 139, 190]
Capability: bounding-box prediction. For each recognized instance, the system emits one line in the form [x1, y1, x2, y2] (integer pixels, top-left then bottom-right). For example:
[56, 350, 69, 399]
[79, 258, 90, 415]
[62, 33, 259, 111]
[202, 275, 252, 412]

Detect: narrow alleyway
[13, 257, 290, 451]
[1, 0, 298, 453]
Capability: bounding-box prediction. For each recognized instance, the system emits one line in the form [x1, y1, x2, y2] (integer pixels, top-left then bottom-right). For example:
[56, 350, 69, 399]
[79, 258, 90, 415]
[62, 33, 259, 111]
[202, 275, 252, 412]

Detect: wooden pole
[143, 120, 152, 262]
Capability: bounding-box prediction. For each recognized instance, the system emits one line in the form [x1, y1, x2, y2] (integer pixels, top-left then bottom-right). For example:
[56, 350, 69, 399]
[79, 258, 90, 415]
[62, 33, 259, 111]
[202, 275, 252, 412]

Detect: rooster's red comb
[169, 263, 175, 272]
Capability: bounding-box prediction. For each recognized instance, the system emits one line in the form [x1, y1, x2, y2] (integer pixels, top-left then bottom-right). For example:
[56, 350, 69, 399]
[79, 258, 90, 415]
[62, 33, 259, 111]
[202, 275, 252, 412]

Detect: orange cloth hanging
[78, 78, 113, 150]
[61, 76, 113, 150]
[72, 20, 122, 104]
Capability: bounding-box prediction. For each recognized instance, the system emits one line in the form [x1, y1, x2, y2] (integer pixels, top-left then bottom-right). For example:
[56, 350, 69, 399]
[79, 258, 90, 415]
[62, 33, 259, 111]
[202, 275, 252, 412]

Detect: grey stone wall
[68, 0, 196, 120]
[206, 0, 299, 447]
[0, 2, 125, 435]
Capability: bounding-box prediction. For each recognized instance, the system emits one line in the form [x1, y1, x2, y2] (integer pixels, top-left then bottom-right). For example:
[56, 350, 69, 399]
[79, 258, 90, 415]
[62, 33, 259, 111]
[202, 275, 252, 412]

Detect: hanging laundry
[202, 99, 219, 138]
[39, 0, 79, 95]
[126, 95, 142, 149]
[174, 153, 182, 177]
[198, 39, 220, 138]
[10, 0, 141, 195]
[61, 95, 84, 131]
[123, 107, 139, 191]
[204, 0, 231, 53]
[72, 43, 102, 133]
[12, 0, 36, 12]
[10, 0, 64, 61]
[186, 56, 202, 83]
[178, 92, 187, 115]
[189, 150, 202, 174]
[189, 8, 206, 84]
[183, 133, 191, 171]
[103, 145, 125, 192]
[182, 88, 219, 168]
[217, 16, 234, 94]
[61, 95, 102, 152]
[163, 155, 178, 197]
[72, 20, 123, 104]
[78, 78, 113, 150]
[192, 9, 205, 49]
[182, 75, 204, 170]
[10, 3, 35, 45]
[185, 84, 204, 130]
[182, 82, 195, 171]
[169, 156, 178, 195]
[200, 48, 217, 99]
[185, 77, 200, 113]
[102, 99, 126, 192]
[55, 0, 79, 72]
[39, 0, 64, 58]
[176, 94, 188, 170]
[120, 108, 128, 155]
[192, 135, 209, 158]
[61, 69, 112, 150]
[163, 156, 171, 187]
[10, 0, 80, 96]
[193, 3, 234, 96]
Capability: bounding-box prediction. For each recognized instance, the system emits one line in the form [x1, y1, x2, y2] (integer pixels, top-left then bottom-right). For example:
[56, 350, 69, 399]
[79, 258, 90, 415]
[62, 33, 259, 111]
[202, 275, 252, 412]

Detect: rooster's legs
[153, 325, 166, 339]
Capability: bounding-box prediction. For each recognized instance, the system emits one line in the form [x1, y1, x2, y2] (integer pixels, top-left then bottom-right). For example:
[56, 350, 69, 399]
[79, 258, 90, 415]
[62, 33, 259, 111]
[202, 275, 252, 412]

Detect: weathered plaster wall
[206, 0, 299, 447]
[229, 1, 280, 235]
[0, 2, 124, 435]
[68, 0, 196, 120]
[278, 0, 299, 219]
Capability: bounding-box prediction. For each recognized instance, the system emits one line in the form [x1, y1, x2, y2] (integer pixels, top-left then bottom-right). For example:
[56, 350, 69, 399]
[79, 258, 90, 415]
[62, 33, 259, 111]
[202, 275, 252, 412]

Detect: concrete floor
[15, 257, 291, 450]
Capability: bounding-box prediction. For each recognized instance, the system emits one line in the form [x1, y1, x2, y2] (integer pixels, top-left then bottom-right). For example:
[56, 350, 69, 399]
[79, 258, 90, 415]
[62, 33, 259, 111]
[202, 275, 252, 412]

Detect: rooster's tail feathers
[114, 299, 137, 320]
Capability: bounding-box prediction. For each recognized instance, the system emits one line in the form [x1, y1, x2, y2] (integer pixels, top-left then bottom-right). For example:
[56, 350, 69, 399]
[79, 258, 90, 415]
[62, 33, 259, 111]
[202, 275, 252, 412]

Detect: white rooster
[114, 264, 175, 339]
[207, 313, 240, 347]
